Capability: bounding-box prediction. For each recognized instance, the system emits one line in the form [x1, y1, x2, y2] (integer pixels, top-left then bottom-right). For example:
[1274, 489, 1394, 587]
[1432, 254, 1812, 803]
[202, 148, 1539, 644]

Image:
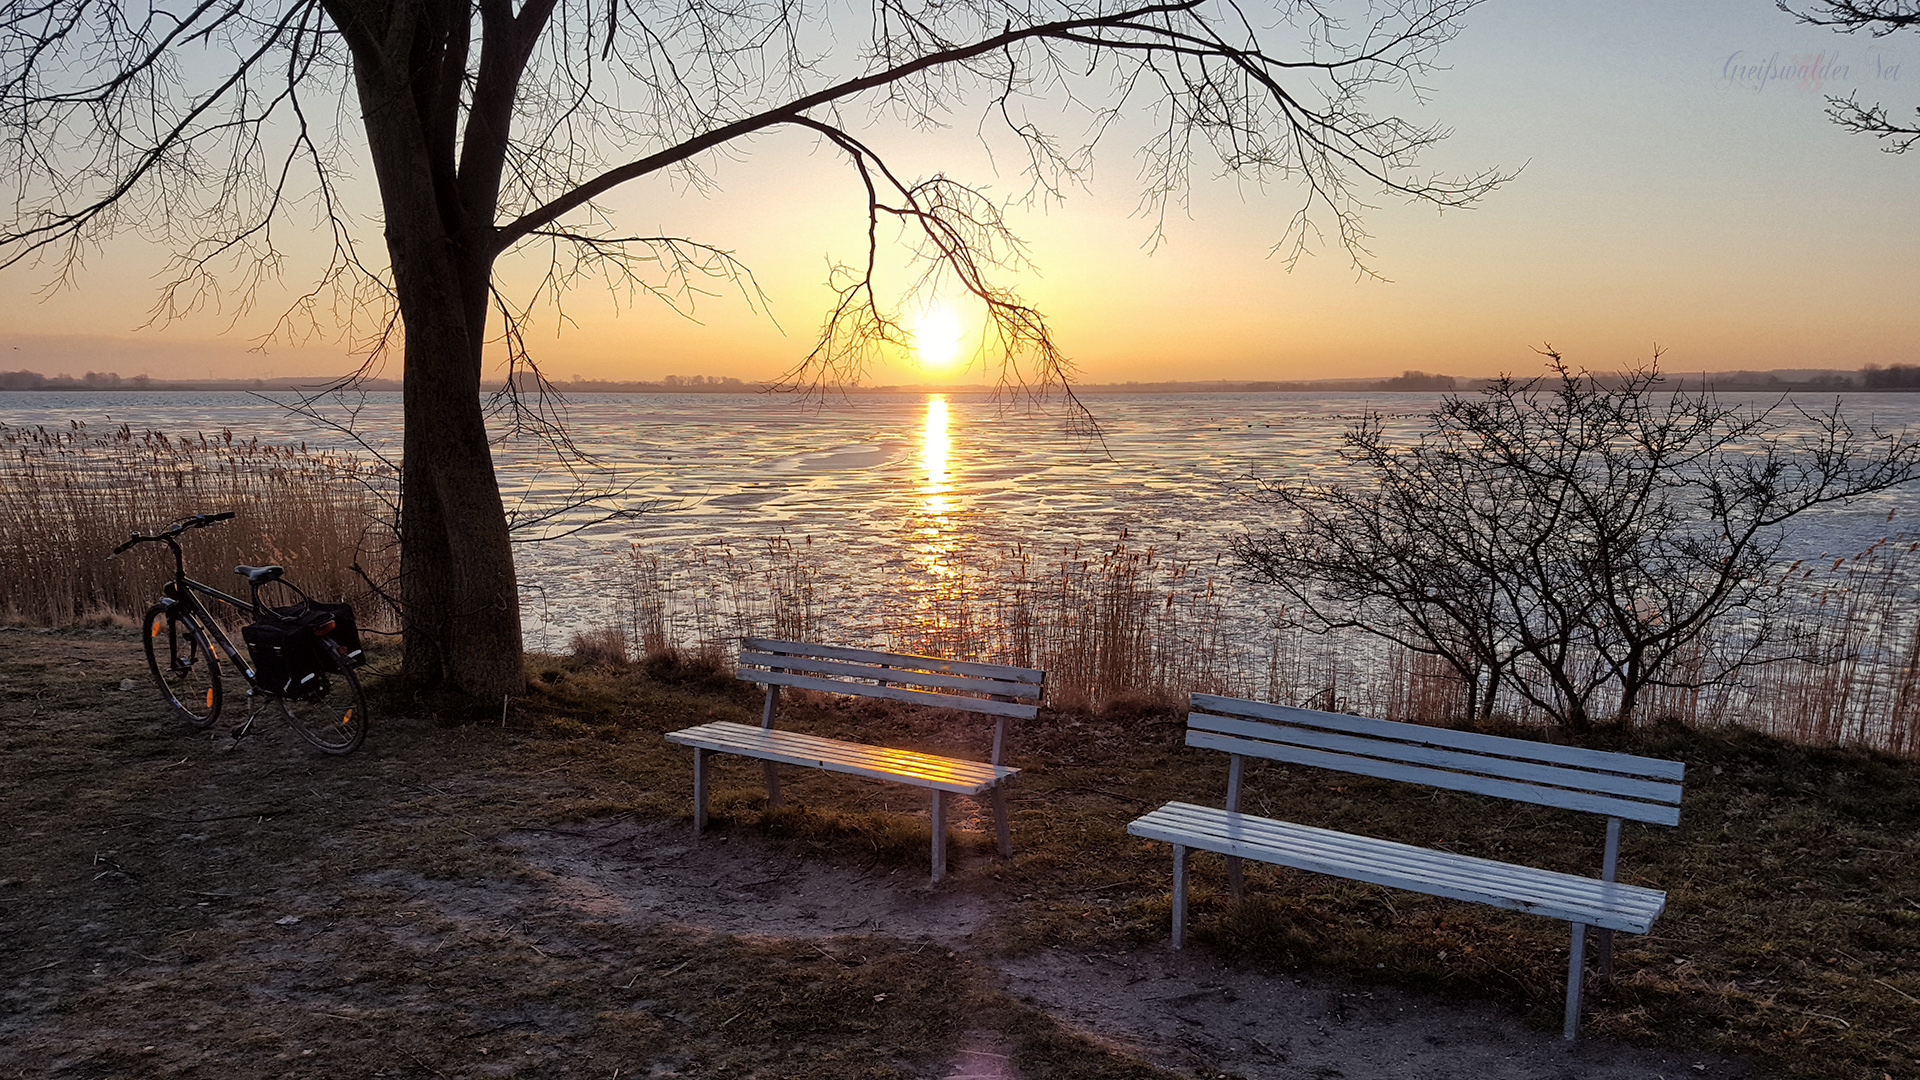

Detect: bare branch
[1780, 0, 1920, 152]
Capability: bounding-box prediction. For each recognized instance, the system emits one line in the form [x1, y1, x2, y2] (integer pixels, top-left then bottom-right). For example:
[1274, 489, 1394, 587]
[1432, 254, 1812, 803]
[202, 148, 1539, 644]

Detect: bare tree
[1236, 354, 1920, 731]
[0, 0, 1506, 702]
[1781, 0, 1920, 152]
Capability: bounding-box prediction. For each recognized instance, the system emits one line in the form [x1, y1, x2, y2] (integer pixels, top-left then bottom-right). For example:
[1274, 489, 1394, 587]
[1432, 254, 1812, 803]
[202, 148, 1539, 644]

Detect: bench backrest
[740, 638, 1044, 764]
[1189, 693, 1684, 826]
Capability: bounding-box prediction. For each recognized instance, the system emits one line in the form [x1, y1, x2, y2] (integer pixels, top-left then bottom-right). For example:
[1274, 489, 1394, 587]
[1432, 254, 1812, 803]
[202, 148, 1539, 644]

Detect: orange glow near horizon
[3, 7, 1917, 387]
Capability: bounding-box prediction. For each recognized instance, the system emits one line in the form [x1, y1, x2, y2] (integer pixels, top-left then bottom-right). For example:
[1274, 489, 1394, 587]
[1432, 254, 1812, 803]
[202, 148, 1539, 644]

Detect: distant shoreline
[3, 368, 1916, 394]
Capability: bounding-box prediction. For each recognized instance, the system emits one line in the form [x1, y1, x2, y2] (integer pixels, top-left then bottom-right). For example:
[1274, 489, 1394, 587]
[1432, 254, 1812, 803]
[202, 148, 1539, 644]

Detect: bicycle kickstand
[230, 692, 261, 741]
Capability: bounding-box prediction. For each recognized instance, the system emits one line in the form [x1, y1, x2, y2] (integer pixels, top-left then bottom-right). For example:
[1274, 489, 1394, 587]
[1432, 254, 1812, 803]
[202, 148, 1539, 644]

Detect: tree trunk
[339, 1, 525, 702]
[396, 304, 523, 700]
[1615, 651, 1646, 727]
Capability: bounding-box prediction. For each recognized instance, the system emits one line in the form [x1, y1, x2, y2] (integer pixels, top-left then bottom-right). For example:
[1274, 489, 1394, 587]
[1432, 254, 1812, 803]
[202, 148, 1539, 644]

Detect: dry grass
[0, 421, 397, 629]
[1734, 534, 1920, 756]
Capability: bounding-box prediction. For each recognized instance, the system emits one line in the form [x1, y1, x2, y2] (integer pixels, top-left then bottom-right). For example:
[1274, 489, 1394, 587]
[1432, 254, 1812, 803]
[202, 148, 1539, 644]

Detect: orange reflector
[151, 623, 162, 637]
[341, 708, 354, 725]
[205, 689, 214, 708]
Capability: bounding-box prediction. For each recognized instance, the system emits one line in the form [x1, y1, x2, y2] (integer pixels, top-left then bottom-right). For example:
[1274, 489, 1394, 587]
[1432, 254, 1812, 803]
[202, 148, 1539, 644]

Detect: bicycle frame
[146, 529, 270, 692]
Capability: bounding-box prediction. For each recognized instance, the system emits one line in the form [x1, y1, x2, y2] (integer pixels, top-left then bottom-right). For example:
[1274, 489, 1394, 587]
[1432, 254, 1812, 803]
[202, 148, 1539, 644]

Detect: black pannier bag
[242, 610, 330, 696]
[279, 600, 365, 668]
[242, 601, 365, 696]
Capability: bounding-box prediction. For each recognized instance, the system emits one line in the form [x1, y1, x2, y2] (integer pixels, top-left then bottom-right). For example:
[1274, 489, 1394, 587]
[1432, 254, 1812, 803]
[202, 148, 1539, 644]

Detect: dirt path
[0, 629, 1757, 1079]
[514, 815, 1757, 1080]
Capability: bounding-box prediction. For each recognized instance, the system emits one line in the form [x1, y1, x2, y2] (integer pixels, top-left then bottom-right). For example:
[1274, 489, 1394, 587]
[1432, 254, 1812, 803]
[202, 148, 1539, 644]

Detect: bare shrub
[1236, 357, 1920, 731]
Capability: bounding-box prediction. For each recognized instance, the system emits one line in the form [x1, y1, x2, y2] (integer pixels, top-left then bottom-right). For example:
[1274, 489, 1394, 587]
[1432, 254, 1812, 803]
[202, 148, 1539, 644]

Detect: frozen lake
[7, 388, 1919, 649]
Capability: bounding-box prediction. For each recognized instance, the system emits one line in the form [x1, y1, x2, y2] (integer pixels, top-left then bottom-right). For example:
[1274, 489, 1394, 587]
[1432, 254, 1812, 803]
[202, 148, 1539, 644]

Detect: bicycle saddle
[234, 565, 284, 585]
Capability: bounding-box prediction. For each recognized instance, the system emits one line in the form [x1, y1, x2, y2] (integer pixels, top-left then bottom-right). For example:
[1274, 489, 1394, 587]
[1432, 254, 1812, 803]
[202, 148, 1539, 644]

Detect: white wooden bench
[663, 637, 1044, 881]
[1127, 692, 1685, 1039]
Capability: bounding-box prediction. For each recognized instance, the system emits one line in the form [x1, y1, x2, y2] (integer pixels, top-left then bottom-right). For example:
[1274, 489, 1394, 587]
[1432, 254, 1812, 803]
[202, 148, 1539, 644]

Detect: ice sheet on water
[11, 389, 1919, 655]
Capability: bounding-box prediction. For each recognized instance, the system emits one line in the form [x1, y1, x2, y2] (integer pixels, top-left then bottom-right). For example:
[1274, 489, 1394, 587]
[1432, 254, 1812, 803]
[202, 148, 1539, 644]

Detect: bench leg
[764, 761, 782, 809]
[931, 790, 947, 883]
[992, 785, 1012, 858]
[692, 748, 709, 835]
[1225, 756, 1244, 898]
[1170, 844, 1189, 950]
[1564, 921, 1588, 1041]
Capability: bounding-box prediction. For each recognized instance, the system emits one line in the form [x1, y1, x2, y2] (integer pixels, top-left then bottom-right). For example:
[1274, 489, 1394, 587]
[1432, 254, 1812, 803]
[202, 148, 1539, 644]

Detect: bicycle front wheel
[143, 605, 222, 729]
[276, 638, 368, 754]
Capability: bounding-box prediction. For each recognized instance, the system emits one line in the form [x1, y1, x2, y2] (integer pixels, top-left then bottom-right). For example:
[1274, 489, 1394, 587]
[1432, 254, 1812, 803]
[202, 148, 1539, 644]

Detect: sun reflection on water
[914, 395, 960, 595]
[922, 395, 951, 516]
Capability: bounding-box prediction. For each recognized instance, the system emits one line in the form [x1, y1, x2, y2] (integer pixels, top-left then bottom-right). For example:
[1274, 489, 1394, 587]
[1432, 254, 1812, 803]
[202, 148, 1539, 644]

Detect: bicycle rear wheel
[275, 638, 367, 754]
[143, 605, 221, 728]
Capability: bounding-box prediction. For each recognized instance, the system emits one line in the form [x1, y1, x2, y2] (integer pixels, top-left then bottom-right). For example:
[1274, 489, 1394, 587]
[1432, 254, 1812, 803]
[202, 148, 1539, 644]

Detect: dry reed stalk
[614, 536, 823, 664]
[604, 525, 1920, 756]
[1733, 535, 1920, 754]
[1380, 645, 1473, 722]
[0, 421, 397, 629]
[615, 532, 1353, 715]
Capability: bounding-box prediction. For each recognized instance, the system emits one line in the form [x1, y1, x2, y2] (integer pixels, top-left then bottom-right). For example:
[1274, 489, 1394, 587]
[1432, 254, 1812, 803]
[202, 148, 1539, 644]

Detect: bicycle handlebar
[111, 511, 236, 555]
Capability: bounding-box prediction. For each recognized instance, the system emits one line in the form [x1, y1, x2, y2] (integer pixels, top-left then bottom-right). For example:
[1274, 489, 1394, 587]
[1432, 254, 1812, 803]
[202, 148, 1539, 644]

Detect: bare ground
[0, 628, 1760, 1079]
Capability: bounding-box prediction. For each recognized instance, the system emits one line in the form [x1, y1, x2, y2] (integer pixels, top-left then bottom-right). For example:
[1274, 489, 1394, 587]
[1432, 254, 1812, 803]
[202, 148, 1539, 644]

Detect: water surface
[8, 389, 1917, 646]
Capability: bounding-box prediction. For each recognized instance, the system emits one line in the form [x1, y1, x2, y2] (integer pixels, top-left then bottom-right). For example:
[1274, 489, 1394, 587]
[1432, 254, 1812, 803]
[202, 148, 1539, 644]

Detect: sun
[909, 303, 965, 371]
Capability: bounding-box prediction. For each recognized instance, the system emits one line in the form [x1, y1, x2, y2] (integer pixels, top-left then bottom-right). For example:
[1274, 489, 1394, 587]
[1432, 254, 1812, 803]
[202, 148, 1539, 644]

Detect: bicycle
[113, 511, 370, 754]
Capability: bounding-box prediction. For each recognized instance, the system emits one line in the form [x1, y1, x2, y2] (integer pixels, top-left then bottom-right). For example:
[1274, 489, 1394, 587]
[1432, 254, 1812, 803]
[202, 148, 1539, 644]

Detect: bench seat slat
[1187, 729, 1683, 826]
[1136, 802, 1655, 916]
[687, 730, 994, 786]
[1191, 693, 1685, 781]
[666, 721, 1015, 794]
[739, 649, 1043, 699]
[749, 669, 1040, 720]
[1128, 802, 1666, 933]
[1189, 712, 1684, 806]
[744, 637, 1045, 685]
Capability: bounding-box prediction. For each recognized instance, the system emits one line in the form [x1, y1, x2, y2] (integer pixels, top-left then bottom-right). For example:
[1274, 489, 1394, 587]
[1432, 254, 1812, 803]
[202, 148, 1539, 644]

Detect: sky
[0, 0, 1913, 386]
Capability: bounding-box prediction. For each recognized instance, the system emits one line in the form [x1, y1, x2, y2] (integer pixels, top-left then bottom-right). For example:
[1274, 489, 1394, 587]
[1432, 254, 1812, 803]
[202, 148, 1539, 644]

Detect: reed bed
[612, 531, 1408, 715]
[604, 528, 1920, 756]
[0, 421, 398, 629]
[1718, 535, 1920, 756]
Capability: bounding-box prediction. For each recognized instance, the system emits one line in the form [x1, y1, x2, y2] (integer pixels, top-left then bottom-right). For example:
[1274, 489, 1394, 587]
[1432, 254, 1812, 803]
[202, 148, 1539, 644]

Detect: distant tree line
[2, 370, 153, 390]
[1372, 370, 1457, 391]
[1, 368, 758, 393]
[9, 366, 1920, 395]
[1863, 364, 1920, 389]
